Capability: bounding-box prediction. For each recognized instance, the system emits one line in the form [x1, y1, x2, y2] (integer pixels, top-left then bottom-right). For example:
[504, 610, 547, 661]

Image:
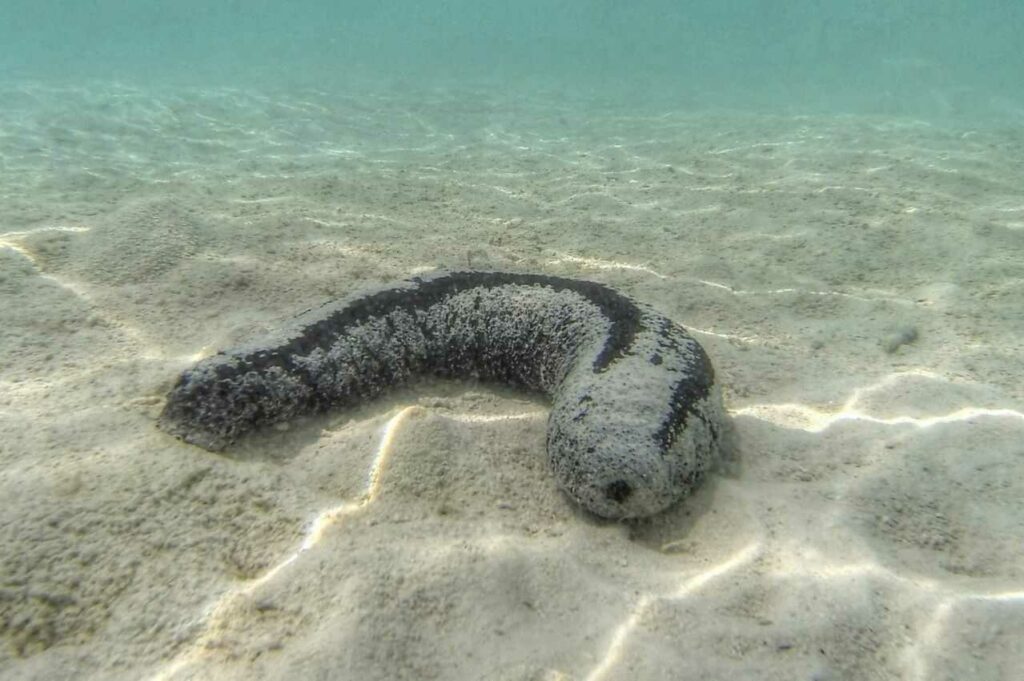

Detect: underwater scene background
[1, 2, 1022, 680]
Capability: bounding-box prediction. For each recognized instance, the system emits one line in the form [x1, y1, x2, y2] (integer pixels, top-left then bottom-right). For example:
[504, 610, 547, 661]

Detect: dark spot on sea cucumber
[605, 480, 633, 503]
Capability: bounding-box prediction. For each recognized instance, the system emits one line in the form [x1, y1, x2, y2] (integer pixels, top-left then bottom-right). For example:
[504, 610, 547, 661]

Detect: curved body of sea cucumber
[158, 271, 724, 519]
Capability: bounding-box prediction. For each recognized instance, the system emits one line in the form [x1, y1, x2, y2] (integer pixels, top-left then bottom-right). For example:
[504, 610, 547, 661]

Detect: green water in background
[1, 0, 1022, 121]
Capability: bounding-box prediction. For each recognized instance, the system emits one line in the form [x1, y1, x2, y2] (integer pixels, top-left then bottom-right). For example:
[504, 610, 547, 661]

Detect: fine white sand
[1, 82, 1022, 681]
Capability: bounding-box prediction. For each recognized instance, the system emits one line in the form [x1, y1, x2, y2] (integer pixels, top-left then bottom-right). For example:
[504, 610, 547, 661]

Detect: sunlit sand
[1, 81, 1021, 680]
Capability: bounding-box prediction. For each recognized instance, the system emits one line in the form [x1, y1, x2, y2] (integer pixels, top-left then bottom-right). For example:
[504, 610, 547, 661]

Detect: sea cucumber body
[158, 271, 723, 519]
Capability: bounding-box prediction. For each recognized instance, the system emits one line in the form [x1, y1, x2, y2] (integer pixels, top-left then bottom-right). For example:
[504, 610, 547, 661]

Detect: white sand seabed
[1, 83, 1023, 680]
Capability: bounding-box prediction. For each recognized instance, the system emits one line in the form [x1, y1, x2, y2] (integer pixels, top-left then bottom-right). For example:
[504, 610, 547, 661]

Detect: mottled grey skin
[159, 271, 723, 519]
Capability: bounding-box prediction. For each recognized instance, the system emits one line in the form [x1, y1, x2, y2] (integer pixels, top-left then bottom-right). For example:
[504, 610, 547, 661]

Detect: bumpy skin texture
[158, 271, 723, 519]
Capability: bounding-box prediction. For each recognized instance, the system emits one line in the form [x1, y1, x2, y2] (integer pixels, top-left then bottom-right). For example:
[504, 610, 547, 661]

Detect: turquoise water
[2, 1, 1022, 119]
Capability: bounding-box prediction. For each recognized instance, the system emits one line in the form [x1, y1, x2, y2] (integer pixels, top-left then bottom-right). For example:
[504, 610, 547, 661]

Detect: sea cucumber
[158, 271, 724, 519]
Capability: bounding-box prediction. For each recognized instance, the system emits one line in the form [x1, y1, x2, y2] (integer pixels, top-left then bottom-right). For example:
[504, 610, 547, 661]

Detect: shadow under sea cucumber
[158, 271, 724, 519]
